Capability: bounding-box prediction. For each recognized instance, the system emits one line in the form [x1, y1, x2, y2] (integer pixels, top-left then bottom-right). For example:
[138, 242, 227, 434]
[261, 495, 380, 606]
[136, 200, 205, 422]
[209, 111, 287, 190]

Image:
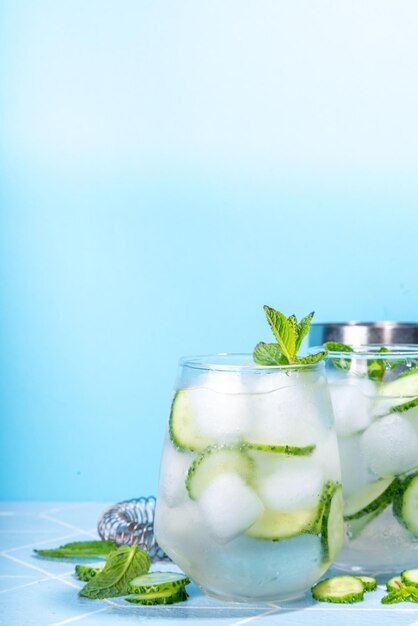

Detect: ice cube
[247, 376, 331, 447]
[158, 436, 193, 507]
[338, 433, 376, 497]
[256, 457, 324, 511]
[311, 431, 342, 482]
[197, 472, 264, 544]
[329, 378, 376, 437]
[361, 413, 418, 477]
[187, 373, 250, 442]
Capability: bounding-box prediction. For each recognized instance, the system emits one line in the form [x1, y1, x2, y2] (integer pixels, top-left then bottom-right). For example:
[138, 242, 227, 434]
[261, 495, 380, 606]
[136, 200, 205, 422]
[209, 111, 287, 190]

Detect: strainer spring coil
[97, 496, 169, 562]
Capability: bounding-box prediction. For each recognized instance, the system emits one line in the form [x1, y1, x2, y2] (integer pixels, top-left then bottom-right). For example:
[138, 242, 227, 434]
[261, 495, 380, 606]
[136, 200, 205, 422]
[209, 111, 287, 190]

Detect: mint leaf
[263, 306, 296, 362]
[381, 589, 405, 604]
[80, 545, 150, 599]
[288, 314, 299, 341]
[296, 351, 328, 365]
[323, 341, 353, 371]
[253, 342, 286, 366]
[367, 347, 390, 381]
[323, 341, 353, 353]
[34, 540, 115, 559]
[296, 312, 314, 352]
[381, 585, 418, 604]
[254, 306, 322, 366]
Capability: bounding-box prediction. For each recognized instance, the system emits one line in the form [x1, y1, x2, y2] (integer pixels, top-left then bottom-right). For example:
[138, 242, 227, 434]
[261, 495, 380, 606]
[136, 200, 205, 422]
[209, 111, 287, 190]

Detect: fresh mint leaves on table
[34, 540, 115, 558]
[34, 540, 189, 604]
[80, 545, 151, 599]
[253, 306, 326, 366]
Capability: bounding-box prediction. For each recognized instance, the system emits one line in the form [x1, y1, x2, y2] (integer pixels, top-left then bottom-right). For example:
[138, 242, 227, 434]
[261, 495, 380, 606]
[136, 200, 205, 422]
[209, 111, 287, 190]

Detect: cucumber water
[325, 347, 418, 574]
[155, 316, 343, 603]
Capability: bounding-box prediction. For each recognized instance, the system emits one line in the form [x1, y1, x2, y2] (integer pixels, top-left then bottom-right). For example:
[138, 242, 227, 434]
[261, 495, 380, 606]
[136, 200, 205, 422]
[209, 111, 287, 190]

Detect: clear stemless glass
[154, 354, 344, 603]
[322, 345, 418, 574]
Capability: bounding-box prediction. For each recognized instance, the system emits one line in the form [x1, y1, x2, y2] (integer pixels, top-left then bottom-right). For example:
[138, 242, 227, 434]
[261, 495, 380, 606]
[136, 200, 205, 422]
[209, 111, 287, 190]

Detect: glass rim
[179, 352, 324, 372]
[312, 343, 418, 360]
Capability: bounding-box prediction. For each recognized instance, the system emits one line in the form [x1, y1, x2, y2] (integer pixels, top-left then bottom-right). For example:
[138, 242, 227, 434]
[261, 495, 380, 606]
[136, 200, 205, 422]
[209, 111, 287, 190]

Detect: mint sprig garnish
[34, 540, 115, 558]
[324, 342, 408, 381]
[382, 585, 418, 604]
[253, 305, 325, 366]
[79, 545, 150, 599]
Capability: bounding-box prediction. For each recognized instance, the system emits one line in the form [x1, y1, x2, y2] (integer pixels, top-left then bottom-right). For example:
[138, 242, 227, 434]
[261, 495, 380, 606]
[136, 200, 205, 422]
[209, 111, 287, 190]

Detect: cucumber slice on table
[311, 576, 365, 603]
[319, 482, 344, 562]
[393, 473, 418, 537]
[169, 390, 213, 451]
[186, 445, 253, 500]
[126, 588, 189, 605]
[245, 507, 319, 540]
[75, 561, 106, 582]
[401, 569, 418, 587]
[128, 572, 190, 595]
[355, 576, 377, 591]
[386, 576, 403, 591]
[344, 477, 397, 520]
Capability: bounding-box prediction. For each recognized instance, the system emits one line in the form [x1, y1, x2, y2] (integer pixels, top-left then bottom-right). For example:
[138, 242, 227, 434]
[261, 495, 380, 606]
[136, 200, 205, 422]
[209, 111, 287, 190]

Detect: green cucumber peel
[243, 442, 315, 456]
[393, 473, 418, 537]
[401, 569, 418, 588]
[128, 571, 190, 594]
[390, 397, 418, 414]
[318, 482, 344, 562]
[355, 576, 377, 592]
[311, 575, 365, 603]
[126, 588, 189, 605]
[75, 562, 106, 581]
[343, 477, 399, 521]
[254, 306, 325, 366]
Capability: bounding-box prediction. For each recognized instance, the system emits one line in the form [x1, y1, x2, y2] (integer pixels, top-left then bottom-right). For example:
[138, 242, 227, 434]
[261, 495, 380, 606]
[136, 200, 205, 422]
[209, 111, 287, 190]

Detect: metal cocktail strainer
[97, 496, 169, 562]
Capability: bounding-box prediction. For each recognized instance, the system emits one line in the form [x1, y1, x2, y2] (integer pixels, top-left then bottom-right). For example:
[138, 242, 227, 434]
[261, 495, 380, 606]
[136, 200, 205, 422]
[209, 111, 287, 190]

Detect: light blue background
[1, 1, 418, 500]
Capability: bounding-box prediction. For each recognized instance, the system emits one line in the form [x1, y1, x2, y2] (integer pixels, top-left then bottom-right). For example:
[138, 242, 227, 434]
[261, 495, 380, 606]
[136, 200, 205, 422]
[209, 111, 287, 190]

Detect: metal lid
[309, 321, 418, 347]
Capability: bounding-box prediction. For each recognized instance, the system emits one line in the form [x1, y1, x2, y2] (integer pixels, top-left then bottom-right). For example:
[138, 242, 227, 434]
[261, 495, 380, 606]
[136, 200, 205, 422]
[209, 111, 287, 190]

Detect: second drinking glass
[323, 345, 418, 573]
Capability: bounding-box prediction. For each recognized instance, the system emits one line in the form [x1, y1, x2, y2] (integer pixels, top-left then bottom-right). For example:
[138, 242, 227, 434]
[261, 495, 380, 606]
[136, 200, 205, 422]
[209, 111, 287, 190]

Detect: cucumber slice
[320, 483, 344, 562]
[186, 445, 253, 500]
[393, 473, 418, 536]
[380, 371, 418, 398]
[401, 569, 418, 587]
[244, 442, 315, 456]
[343, 477, 397, 520]
[128, 572, 190, 595]
[126, 588, 189, 605]
[387, 576, 403, 591]
[311, 576, 365, 603]
[169, 390, 213, 452]
[75, 561, 106, 582]
[355, 576, 377, 591]
[391, 397, 418, 414]
[245, 508, 318, 540]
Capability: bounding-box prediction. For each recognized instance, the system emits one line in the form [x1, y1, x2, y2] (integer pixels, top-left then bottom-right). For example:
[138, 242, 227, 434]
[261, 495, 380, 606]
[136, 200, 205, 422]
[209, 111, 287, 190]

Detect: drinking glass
[323, 345, 418, 573]
[154, 354, 343, 602]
